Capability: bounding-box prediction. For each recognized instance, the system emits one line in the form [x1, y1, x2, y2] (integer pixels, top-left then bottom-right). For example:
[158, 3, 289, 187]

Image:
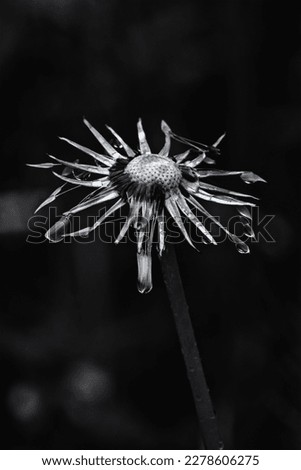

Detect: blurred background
[0, 0, 300, 450]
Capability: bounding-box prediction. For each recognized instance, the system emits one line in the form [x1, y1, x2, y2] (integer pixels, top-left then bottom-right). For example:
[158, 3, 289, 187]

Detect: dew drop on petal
[62, 159, 80, 176]
[235, 241, 250, 254]
[137, 252, 152, 294]
[62, 167, 73, 177]
[244, 225, 255, 238]
[239, 216, 250, 227]
[203, 156, 216, 165]
[237, 206, 252, 219]
[241, 172, 266, 184]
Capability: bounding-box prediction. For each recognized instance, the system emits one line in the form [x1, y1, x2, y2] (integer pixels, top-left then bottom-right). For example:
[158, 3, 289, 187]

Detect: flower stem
[159, 244, 223, 450]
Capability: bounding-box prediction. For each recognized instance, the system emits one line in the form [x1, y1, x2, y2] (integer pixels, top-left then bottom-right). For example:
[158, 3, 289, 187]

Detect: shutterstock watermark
[26, 206, 275, 246]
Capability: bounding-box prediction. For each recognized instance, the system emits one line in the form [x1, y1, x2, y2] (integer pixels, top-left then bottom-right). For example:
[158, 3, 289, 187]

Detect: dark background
[0, 0, 300, 450]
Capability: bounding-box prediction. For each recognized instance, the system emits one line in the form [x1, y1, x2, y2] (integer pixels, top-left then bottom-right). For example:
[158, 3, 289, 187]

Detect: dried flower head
[29, 119, 265, 293]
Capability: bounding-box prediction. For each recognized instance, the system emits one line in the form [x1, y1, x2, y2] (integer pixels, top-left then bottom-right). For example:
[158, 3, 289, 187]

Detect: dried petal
[198, 181, 258, 200]
[106, 125, 136, 157]
[64, 189, 118, 215]
[159, 120, 171, 157]
[48, 155, 109, 175]
[66, 199, 124, 237]
[240, 172, 266, 184]
[34, 184, 65, 213]
[197, 170, 244, 178]
[137, 251, 152, 294]
[45, 215, 71, 242]
[157, 211, 165, 256]
[176, 193, 216, 244]
[185, 152, 206, 168]
[59, 137, 113, 166]
[165, 194, 196, 249]
[83, 118, 124, 159]
[212, 133, 226, 147]
[174, 150, 190, 163]
[53, 171, 109, 188]
[196, 189, 256, 207]
[137, 118, 151, 155]
[27, 162, 60, 169]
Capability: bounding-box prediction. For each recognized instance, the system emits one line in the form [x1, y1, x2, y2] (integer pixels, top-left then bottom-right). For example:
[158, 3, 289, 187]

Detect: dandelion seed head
[125, 154, 182, 191]
[29, 118, 265, 293]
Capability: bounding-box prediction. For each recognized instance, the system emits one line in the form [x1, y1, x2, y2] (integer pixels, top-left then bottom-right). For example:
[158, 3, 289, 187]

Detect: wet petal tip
[235, 242, 250, 254]
[45, 215, 71, 243]
[137, 252, 153, 294]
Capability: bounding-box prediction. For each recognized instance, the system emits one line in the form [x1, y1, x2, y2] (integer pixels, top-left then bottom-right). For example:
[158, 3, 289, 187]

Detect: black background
[0, 0, 300, 449]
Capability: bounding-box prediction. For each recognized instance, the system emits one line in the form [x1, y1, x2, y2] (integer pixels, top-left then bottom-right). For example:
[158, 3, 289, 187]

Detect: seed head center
[125, 154, 181, 190]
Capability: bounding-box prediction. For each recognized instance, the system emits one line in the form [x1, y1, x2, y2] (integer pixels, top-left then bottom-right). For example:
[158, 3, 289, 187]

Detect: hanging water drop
[235, 241, 250, 254]
[237, 206, 252, 220]
[239, 216, 250, 227]
[204, 156, 216, 165]
[241, 172, 266, 184]
[244, 225, 255, 238]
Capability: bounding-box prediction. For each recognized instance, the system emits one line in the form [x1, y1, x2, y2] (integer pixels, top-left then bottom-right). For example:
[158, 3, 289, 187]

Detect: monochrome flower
[29, 119, 265, 293]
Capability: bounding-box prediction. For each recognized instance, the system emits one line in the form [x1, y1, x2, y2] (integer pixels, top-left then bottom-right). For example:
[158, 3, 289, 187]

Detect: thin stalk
[160, 244, 223, 450]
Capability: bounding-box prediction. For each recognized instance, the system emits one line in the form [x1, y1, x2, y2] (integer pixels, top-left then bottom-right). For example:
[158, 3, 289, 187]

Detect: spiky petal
[106, 125, 136, 157]
[59, 137, 113, 166]
[137, 118, 151, 155]
[84, 118, 125, 160]
[52, 171, 110, 188]
[159, 120, 171, 157]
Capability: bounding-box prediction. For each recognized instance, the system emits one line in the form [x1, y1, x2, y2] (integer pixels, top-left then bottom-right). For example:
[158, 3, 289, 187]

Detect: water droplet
[62, 159, 79, 176]
[237, 206, 252, 220]
[241, 172, 266, 184]
[204, 157, 215, 165]
[235, 242, 250, 254]
[239, 216, 250, 226]
[244, 225, 255, 238]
